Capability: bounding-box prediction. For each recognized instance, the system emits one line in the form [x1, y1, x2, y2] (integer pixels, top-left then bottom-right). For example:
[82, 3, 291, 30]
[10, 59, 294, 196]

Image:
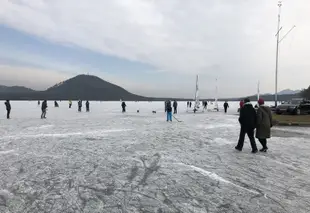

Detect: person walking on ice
[173, 100, 178, 114]
[166, 100, 172, 122]
[69, 100, 72, 108]
[78, 100, 82, 112]
[4, 100, 11, 119]
[256, 98, 273, 152]
[86, 101, 90, 112]
[41, 100, 48, 119]
[121, 101, 126, 113]
[223, 101, 229, 113]
[235, 98, 258, 153]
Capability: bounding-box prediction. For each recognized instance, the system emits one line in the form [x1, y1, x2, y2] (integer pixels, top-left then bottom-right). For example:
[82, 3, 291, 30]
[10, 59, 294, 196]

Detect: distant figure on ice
[223, 101, 229, 113]
[235, 98, 258, 153]
[173, 100, 178, 114]
[164, 100, 168, 112]
[38, 100, 40, 106]
[86, 101, 90, 112]
[4, 100, 11, 119]
[256, 98, 273, 152]
[203, 101, 208, 110]
[78, 100, 82, 112]
[69, 100, 72, 109]
[121, 101, 126, 113]
[54, 101, 59, 108]
[166, 100, 172, 122]
[189, 102, 192, 108]
[41, 100, 48, 119]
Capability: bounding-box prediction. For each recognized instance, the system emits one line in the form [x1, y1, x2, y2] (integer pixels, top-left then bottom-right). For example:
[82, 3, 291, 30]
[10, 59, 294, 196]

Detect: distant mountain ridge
[277, 89, 301, 95]
[0, 85, 34, 93]
[0, 75, 303, 101]
[0, 75, 148, 101]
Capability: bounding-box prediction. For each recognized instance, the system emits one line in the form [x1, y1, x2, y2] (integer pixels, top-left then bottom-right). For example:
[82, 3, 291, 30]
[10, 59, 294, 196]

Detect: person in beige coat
[256, 98, 273, 152]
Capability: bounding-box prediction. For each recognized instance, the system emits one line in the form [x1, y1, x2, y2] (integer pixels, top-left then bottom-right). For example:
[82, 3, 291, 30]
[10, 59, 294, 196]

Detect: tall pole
[275, 1, 282, 107]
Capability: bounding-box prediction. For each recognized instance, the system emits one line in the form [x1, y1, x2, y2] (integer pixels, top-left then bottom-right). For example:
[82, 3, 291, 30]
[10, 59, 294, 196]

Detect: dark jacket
[41, 101, 47, 110]
[256, 106, 273, 139]
[166, 101, 172, 112]
[239, 103, 256, 130]
[86, 101, 90, 108]
[224, 103, 229, 108]
[5, 101, 11, 111]
[173, 101, 178, 108]
[122, 102, 126, 108]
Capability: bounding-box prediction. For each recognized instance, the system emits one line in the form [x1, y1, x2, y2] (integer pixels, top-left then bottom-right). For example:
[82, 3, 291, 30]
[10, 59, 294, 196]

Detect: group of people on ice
[236, 98, 272, 153]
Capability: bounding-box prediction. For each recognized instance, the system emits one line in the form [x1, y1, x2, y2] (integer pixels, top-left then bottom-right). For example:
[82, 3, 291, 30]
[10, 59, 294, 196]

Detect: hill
[278, 89, 301, 95]
[44, 74, 147, 100]
[0, 75, 148, 101]
[0, 75, 304, 101]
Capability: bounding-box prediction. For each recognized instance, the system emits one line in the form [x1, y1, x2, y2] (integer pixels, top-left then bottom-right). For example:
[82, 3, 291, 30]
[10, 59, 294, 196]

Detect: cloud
[0, 0, 310, 97]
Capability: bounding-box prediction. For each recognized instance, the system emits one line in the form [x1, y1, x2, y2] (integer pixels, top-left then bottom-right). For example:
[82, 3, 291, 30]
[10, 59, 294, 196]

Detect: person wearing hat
[256, 98, 273, 152]
[236, 98, 258, 153]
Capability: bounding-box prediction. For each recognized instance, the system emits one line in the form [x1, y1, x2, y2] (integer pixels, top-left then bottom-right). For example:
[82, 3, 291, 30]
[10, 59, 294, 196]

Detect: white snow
[0, 100, 309, 213]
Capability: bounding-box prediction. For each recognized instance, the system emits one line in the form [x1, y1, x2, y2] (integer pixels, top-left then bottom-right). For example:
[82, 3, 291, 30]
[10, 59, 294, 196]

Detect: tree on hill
[301, 86, 310, 99]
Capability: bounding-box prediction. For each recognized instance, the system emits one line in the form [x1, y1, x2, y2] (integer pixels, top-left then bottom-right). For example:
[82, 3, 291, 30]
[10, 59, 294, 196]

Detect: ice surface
[0, 101, 310, 213]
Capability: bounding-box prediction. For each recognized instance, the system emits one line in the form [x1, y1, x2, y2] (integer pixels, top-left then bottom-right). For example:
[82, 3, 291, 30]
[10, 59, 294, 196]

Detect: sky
[0, 0, 309, 98]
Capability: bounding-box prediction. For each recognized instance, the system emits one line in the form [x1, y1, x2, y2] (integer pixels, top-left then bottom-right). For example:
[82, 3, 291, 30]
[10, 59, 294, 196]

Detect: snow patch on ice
[178, 163, 260, 195]
[197, 123, 235, 129]
[213, 138, 235, 145]
[0, 150, 15, 155]
[1, 129, 134, 139]
[26, 124, 54, 130]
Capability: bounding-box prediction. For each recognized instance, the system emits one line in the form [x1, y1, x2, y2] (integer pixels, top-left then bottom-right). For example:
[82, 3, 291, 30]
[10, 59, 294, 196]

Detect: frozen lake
[0, 101, 310, 213]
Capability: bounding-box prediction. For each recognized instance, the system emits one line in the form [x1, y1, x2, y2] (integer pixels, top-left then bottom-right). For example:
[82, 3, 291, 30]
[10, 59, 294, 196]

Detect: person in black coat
[173, 100, 178, 114]
[223, 101, 229, 113]
[86, 101, 90, 112]
[78, 100, 82, 112]
[235, 98, 258, 153]
[41, 100, 48, 119]
[4, 100, 11, 119]
[122, 101, 126, 113]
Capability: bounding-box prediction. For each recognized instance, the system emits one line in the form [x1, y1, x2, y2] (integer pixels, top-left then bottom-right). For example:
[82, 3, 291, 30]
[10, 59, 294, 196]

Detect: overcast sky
[0, 0, 309, 98]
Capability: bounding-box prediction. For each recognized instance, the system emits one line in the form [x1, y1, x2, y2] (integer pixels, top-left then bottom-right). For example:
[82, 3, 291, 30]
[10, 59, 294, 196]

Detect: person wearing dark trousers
[166, 101, 172, 122]
[189, 102, 192, 108]
[86, 101, 90, 112]
[235, 98, 258, 153]
[78, 100, 82, 112]
[4, 100, 11, 119]
[41, 100, 48, 119]
[223, 101, 229, 113]
[256, 98, 273, 152]
[122, 101, 126, 113]
[173, 100, 178, 114]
